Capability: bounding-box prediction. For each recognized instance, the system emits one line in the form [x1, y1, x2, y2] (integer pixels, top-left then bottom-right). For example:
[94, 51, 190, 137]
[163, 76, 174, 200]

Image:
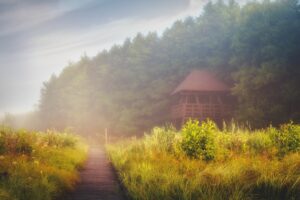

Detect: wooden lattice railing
[171, 103, 231, 120]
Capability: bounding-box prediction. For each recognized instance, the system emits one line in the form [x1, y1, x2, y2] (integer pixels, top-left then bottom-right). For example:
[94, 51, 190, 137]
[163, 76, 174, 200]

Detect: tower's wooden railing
[171, 103, 231, 120]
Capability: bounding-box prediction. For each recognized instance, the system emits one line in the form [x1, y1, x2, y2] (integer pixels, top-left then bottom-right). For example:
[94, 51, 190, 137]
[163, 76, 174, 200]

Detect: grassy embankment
[0, 127, 88, 200]
[107, 120, 300, 200]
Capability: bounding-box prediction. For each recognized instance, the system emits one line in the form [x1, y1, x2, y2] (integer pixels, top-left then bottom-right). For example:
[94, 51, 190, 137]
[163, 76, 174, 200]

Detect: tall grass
[0, 126, 88, 200]
[107, 120, 300, 200]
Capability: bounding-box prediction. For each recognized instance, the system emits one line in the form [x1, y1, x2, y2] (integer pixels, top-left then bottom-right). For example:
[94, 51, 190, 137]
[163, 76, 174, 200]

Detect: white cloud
[0, 3, 60, 36]
[0, 0, 100, 36]
[19, 0, 208, 78]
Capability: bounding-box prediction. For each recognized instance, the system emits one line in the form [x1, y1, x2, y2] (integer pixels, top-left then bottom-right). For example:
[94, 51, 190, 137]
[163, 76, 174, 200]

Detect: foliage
[0, 189, 15, 200]
[181, 120, 216, 160]
[270, 122, 300, 156]
[33, 0, 300, 135]
[107, 121, 300, 200]
[0, 126, 88, 200]
[246, 131, 273, 154]
[144, 126, 177, 153]
[231, 0, 300, 127]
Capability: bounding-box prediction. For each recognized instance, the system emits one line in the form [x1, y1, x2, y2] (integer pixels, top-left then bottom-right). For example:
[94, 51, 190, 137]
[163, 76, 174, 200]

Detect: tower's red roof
[172, 70, 230, 95]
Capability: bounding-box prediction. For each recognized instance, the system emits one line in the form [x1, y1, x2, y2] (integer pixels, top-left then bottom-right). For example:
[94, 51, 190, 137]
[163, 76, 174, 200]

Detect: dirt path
[66, 146, 126, 200]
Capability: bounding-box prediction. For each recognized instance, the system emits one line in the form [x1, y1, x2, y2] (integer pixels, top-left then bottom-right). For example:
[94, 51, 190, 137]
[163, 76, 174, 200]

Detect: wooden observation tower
[171, 70, 232, 128]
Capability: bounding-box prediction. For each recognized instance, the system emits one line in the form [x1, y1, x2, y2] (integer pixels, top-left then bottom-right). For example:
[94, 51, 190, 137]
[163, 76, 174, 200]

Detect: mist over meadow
[1, 0, 300, 136]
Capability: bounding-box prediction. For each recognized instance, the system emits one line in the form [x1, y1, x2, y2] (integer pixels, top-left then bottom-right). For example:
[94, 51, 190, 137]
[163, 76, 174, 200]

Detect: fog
[0, 0, 206, 115]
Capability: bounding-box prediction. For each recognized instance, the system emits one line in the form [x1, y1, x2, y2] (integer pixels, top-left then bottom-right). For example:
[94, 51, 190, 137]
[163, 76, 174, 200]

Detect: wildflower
[12, 161, 17, 165]
[0, 155, 5, 160]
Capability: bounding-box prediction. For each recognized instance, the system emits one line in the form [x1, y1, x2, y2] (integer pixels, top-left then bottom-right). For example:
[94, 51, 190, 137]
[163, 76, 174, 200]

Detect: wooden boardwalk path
[66, 146, 125, 200]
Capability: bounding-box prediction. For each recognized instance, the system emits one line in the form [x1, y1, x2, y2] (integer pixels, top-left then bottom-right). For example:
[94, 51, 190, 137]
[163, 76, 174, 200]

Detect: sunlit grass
[107, 121, 300, 200]
[0, 126, 88, 200]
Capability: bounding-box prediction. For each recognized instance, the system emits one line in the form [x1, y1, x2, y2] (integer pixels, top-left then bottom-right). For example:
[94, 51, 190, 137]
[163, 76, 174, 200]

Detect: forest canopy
[35, 0, 300, 135]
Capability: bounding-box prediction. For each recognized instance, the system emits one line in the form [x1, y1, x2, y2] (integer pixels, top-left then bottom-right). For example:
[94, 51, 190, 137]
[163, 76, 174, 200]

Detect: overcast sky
[0, 0, 210, 115]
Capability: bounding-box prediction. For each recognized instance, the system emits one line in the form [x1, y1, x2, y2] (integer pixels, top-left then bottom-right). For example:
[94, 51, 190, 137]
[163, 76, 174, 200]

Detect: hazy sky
[0, 0, 209, 115]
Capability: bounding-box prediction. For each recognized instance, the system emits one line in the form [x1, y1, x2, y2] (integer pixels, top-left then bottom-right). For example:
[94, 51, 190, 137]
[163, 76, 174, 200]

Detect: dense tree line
[37, 0, 300, 135]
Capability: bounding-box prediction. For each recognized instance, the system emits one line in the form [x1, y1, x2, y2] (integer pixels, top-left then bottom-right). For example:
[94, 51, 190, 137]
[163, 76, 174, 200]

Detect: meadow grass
[0, 126, 88, 200]
[107, 121, 300, 200]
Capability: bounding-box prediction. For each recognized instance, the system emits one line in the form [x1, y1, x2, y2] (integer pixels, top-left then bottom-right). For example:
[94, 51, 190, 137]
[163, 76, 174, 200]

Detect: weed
[0, 127, 88, 200]
[107, 121, 300, 200]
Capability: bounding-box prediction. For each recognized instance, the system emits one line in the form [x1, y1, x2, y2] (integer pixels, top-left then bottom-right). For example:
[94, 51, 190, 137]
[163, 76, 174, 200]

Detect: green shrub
[270, 123, 300, 156]
[43, 131, 77, 148]
[0, 137, 6, 154]
[0, 127, 88, 200]
[181, 119, 217, 161]
[15, 139, 32, 154]
[61, 136, 77, 148]
[0, 189, 15, 200]
[247, 132, 273, 154]
[0, 129, 8, 154]
[144, 126, 176, 152]
[223, 134, 247, 153]
[107, 122, 300, 200]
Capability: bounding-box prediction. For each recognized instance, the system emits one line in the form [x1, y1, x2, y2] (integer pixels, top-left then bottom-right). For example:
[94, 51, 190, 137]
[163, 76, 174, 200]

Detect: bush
[15, 140, 32, 154]
[107, 121, 300, 200]
[223, 134, 247, 153]
[144, 126, 176, 152]
[43, 131, 77, 148]
[247, 132, 273, 154]
[0, 137, 6, 154]
[181, 119, 217, 161]
[0, 127, 88, 200]
[0, 189, 15, 200]
[270, 123, 300, 156]
[0, 129, 8, 154]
